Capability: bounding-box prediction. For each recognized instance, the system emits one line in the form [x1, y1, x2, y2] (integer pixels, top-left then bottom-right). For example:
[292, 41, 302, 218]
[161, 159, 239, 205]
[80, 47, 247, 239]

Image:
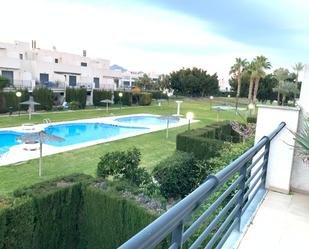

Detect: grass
[0, 98, 246, 196]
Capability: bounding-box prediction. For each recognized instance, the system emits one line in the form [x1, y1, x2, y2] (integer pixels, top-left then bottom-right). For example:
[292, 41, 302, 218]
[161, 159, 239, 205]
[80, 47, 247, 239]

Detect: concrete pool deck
[0, 114, 197, 166]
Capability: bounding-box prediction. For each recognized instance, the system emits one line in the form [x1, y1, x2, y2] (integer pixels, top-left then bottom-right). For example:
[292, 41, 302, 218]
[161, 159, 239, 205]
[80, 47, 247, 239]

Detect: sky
[1, 0, 308, 81]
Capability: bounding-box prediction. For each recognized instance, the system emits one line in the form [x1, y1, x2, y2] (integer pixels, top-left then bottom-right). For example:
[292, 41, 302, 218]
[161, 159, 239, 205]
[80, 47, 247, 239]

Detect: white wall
[255, 105, 300, 194]
[290, 63, 309, 193]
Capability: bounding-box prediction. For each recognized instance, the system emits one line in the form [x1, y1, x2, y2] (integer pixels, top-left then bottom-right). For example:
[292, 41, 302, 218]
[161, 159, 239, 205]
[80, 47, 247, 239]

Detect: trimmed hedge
[148, 90, 168, 100]
[0, 174, 161, 249]
[66, 88, 87, 109]
[0, 89, 29, 113]
[176, 121, 241, 160]
[138, 92, 152, 106]
[114, 91, 132, 106]
[153, 152, 207, 199]
[33, 86, 53, 111]
[79, 185, 159, 249]
[93, 89, 112, 106]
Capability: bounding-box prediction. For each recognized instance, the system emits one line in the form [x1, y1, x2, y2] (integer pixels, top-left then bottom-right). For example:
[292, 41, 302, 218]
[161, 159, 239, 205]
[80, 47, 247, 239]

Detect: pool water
[44, 123, 148, 147]
[115, 115, 179, 126]
[0, 131, 24, 154]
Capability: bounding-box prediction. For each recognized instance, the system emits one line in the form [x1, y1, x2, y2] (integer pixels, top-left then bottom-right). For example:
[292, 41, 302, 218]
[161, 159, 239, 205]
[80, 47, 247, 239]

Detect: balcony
[0, 57, 21, 69]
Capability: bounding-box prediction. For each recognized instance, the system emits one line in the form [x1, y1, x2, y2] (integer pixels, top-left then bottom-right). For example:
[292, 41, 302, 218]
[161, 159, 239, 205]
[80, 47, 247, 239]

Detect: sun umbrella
[20, 96, 40, 120]
[17, 131, 64, 176]
[158, 115, 180, 139]
[100, 99, 114, 113]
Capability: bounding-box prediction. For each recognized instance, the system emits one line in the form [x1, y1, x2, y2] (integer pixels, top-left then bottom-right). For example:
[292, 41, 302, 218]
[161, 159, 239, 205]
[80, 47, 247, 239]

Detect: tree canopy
[170, 67, 219, 97]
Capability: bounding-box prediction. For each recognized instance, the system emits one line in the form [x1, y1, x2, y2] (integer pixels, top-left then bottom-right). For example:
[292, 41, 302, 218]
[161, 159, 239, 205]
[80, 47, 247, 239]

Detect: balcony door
[40, 73, 49, 84]
[69, 75, 77, 87]
[94, 77, 100, 88]
[1, 70, 14, 84]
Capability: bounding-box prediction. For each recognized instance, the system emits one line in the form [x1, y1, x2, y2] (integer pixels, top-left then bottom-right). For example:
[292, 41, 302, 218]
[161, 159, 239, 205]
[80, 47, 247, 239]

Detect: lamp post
[248, 103, 255, 117]
[210, 96, 214, 110]
[186, 112, 194, 130]
[119, 92, 123, 109]
[16, 91, 22, 116]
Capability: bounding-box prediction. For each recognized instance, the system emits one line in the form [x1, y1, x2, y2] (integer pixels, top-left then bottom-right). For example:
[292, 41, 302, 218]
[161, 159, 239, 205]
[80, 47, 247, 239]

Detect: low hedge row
[66, 88, 87, 109]
[0, 89, 30, 113]
[32, 86, 54, 111]
[0, 174, 159, 249]
[176, 121, 241, 160]
[93, 89, 112, 106]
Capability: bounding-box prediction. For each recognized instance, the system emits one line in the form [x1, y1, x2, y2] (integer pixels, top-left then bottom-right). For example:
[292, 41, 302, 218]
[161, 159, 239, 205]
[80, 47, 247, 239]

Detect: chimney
[31, 40, 37, 49]
[52, 46, 56, 51]
[83, 50, 87, 57]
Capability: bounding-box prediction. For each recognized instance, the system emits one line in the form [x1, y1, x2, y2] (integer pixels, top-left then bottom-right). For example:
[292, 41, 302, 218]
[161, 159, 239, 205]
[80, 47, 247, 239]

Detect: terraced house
[0, 40, 121, 104]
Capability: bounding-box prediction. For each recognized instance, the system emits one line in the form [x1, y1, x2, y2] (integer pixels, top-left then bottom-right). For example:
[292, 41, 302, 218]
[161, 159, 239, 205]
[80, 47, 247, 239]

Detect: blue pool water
[44, 123, 148, 147]
[0, 131, 25, 154]
[115, 115, 179, 126]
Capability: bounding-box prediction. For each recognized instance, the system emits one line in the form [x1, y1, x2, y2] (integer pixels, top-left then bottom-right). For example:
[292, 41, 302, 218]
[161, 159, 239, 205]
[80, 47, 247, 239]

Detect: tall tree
[252, 56, 272, 103]
[247, 61, 257, 102]
[157, 74, 171, 90]
[229, 58, 248, 99]
[293, 62, 304, 83]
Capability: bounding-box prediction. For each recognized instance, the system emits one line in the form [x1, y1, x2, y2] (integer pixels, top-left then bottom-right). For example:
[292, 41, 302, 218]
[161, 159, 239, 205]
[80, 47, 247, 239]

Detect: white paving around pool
[0, 114, 197, 166]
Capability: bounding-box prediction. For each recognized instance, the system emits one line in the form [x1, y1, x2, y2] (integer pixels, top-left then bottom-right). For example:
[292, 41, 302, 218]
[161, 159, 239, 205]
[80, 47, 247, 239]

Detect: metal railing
[119, 122, 286, 249]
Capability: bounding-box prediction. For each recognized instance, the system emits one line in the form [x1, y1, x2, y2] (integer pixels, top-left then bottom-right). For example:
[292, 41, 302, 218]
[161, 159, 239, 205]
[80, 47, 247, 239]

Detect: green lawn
[0, 98, 245, 196]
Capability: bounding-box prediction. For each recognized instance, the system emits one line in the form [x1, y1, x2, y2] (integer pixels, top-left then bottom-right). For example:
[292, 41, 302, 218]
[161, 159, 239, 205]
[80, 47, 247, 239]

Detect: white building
[0, 40, 121, 91]
[118, 70, 161, 89]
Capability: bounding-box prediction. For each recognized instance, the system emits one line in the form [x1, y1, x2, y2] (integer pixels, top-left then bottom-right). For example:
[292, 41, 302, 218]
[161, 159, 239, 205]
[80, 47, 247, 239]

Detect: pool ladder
[43, 118, 51, 124]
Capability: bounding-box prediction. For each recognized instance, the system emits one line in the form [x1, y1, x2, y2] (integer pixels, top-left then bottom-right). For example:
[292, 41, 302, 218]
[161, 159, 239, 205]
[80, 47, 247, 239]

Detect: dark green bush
[148, 90, 168, 100]
[176, 121, 241, 159]
[66, 88, 87, 108]
[93, 89, 112, 106]
[114, 91, 132, 106]
[0, 89, 29, 113]
[138, 92, 152, 106]
[247, 116, 257, 124]
[79, 185, 160, 249]
[33, 86, 53, 110]
[69, 101, 80, 110]
[152, 152, 207, 199]
[97, 147, 151, 186]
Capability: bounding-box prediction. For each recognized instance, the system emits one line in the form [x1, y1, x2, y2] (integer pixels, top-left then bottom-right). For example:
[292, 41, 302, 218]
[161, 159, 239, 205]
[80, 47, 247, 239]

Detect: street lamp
[210, 96, 214, 110]
[186, 112, 194, 130]
[119, 92, 123, 109]
[16, 91, 22, 116]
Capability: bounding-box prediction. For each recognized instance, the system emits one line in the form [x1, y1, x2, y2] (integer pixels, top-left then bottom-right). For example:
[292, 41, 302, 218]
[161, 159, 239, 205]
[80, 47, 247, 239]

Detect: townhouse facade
[0, 40, 121, 92]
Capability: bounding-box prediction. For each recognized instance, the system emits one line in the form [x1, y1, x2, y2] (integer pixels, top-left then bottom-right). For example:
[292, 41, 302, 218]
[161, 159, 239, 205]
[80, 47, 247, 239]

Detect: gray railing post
[237, 164, 247, 231]
[261, 137, 270, 187]
[172, 222, 184, 249]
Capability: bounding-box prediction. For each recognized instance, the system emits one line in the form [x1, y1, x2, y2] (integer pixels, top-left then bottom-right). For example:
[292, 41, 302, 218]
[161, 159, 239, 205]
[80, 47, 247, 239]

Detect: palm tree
[247, 61, 257, 102]
[252, 56, 272, 104]
[293, 62, 304, 83]
[229, 58, 248, 99]
[273, 68, 290, 103]
[273, 81, 299, 105]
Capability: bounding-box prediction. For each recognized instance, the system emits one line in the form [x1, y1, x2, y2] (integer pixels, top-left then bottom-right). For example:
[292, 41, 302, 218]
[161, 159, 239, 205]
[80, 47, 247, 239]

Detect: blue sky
[2, 0, 308, 80]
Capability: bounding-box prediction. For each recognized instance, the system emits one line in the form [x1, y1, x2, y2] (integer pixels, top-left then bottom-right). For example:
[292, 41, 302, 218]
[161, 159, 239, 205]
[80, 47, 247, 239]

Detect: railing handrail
[119, 122, 286, 249]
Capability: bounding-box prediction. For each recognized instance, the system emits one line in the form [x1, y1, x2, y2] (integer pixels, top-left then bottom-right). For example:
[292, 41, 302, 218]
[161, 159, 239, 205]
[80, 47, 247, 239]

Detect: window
[81, 62, 87, 67]
[40, 73, 49, 84]
[69, 75, 77, 86]
[55, 58, 59, 63]
[19, 54, 23, 60]
[94, 77, 100, 88]
[1, 70, 14, 84]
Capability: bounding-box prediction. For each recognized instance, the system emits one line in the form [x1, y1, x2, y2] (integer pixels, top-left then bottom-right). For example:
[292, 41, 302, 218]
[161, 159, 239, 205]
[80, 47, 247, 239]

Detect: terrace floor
[237, 191, 309, 249]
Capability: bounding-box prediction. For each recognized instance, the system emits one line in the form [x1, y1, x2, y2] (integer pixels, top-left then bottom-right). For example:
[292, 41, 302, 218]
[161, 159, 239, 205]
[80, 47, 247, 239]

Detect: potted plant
[292, 115, 309, 163]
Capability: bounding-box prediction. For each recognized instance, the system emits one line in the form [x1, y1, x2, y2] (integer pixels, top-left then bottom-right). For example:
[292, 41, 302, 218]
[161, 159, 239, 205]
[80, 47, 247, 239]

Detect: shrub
[65, 88, 87, 108]
[33, 86, 53, 110]
[114, 91, 132, 106]
[0, 76, 10, 90]
[247, 116, 257, 124]
[138, 92, 153, 106]
[149, 90, 168, 100]
[152, 152, 207, 199]
[97, 147, 151, 186]
[0, 89, 29, 113]
[176, 121, 241, 159]
[93, 89, 112, 106]
[69, 101, 80, 110]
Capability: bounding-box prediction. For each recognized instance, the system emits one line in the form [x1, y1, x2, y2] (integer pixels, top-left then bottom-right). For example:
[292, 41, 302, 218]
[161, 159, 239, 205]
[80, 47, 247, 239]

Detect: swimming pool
[44, 123, 148, 147]
[115, 115, 179, 126]
[0, 131, 24, 154]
